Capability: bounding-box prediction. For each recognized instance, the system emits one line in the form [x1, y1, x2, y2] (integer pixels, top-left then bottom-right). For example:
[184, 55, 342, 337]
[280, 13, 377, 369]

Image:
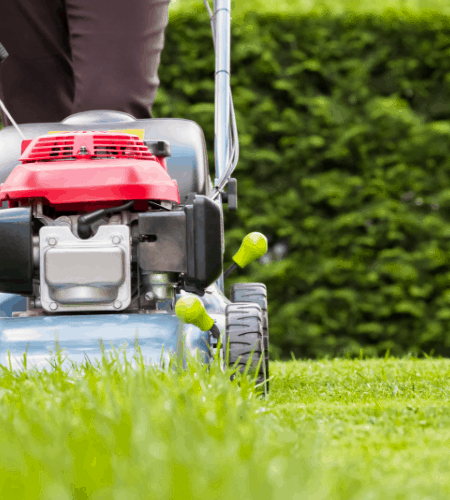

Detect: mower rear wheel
[231, 283, 269, 390]
[224, 302, 268, 394]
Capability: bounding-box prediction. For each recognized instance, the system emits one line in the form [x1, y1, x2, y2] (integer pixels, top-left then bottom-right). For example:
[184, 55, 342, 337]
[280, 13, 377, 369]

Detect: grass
[1, 351, 450, 499]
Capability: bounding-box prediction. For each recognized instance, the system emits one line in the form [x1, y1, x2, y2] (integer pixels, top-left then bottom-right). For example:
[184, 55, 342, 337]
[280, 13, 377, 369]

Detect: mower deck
[0, 285, 227, 371]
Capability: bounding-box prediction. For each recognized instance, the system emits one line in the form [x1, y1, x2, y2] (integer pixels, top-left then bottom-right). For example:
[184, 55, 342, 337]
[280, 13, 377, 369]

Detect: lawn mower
[0, 0, 270, 390]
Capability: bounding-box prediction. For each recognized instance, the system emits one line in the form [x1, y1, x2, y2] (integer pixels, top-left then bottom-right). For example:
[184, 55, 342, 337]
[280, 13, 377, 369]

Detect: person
[0, 0, 170, 126]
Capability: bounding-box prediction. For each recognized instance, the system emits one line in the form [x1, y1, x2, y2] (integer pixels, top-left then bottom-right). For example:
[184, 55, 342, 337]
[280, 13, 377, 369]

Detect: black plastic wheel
[224, 302, 268, 394]
[231, 283, 269, 390]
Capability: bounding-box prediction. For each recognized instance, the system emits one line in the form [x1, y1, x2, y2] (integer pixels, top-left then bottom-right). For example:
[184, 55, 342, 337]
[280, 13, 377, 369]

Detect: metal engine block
[39, 225, 131, 313]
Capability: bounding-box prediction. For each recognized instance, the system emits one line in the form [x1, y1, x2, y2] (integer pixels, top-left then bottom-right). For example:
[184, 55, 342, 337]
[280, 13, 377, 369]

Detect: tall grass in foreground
[2, 352, 450, 498]
[0, 349, 287, 500]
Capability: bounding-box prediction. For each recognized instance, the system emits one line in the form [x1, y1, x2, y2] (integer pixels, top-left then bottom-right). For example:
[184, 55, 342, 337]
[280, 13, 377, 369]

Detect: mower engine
[0, 131, 223, 316]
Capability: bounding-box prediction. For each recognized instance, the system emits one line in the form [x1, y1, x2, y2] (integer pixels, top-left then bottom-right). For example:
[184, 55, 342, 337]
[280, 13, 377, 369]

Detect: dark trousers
[0, 0, 170, 126]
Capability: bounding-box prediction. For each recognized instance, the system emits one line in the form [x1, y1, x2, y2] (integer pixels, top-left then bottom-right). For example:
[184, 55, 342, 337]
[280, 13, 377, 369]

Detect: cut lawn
[1, 354, 450, 499]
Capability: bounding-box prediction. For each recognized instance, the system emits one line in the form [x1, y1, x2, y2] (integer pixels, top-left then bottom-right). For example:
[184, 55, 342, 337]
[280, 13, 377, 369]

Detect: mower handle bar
[213, 0, 231, 187]
[0, 42, 8, 63]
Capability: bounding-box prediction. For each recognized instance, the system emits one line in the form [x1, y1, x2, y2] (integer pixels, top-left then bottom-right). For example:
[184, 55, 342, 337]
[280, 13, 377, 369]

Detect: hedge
[154, 11, 450, 359]
[4, 8, 450, 359]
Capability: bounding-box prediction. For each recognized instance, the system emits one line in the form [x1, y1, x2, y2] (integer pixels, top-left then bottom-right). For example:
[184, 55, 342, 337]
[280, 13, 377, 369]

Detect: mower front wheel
[224, 302, 268, 394]
[230, 283, 269, 390]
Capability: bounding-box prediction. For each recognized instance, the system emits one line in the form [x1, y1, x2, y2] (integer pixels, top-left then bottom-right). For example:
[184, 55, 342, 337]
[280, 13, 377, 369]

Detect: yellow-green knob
[232, 232, 268, 268]
[175, 296, 214, 331]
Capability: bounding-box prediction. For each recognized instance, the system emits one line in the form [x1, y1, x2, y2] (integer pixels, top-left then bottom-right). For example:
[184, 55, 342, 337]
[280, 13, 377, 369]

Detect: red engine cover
[0, 131, 180, 207]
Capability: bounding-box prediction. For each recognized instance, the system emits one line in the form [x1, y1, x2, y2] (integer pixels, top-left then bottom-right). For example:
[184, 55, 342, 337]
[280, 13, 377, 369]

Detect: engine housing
[39, 224, 131, 313]
[0, 131, 180, 209]
[0, 131, 223, 315]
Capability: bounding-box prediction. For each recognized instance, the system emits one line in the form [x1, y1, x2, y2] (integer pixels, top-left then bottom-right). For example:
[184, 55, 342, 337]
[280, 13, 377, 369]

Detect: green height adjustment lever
[223, 232, 268, 280]
[175, 296, 220, 339]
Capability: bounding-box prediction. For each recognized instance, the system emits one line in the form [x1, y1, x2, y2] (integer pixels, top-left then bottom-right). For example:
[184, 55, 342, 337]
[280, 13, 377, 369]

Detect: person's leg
[66, 0, 170, 119]
[0, 0, 74, 125]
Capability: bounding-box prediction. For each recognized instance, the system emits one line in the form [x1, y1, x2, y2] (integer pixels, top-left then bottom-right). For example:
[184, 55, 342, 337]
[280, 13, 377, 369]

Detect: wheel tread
[229, 283, 270, 394]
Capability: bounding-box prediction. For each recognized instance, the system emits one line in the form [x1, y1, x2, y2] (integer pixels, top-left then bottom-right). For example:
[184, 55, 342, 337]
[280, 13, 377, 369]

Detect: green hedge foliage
[155, 11, 450, 359]
[3, 9, 450, 359]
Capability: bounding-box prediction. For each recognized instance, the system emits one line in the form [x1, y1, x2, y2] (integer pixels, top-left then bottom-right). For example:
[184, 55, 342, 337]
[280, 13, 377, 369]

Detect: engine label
[47, 129, 145, 140]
